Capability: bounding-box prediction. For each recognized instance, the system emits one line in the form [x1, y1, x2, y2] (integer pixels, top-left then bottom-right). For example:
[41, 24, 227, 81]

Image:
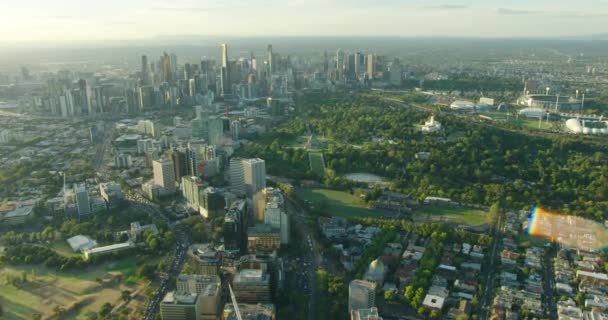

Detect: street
[124, 190, 191, 320]
[285, 198, 322, 320]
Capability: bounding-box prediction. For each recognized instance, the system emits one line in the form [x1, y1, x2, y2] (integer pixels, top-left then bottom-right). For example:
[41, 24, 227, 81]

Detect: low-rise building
[247, 224, 280, 253]
[232, 269, 271, 303]
[83, 241, 134, 260]
[160, 291, 200, 320]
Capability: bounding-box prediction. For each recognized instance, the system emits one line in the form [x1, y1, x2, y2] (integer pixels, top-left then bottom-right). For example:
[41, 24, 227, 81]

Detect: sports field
[416, 205, 490, 226]
[0, 257, 143, 319]
[296, 188, 378, 218]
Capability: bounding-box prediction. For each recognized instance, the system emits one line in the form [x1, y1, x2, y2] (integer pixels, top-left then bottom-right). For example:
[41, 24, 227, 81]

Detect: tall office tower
[139, 85, 155, 110]
[75, 184, 91, 216]
[243, 158, 266, 195]
[267, 45, 274, 75]
[182, 176, 204, 210]
[366, 54, 375, 80]
[336, 49, 344, 80]
[224, 209, 242, 252]
[170, 148, 188, 182]
[347, 53, 356, 80]
[170, 53, 178, 75]
[264, 201, 290, 245]
[141, 54, 152, 85]
[200, 187, 225, 218]
[323, 51, 329, 76]
[389, 61, 402, 86]
[125, 88, 140, 114]
[78, 79, 92, 114]
[208, 116, 224, 146]
[220, 44, 231, 96]
[59, 89, 75, 117]
[354, 52, 363, 78]
[160, 52, 172, 84]
[153, 159, 176, 194]
[349, 280, 377, 311]
[187, 78, 195, 97]
[94, 86, 105, 113]
[230, 120, 240, 141]
[229, 158, 245, 194]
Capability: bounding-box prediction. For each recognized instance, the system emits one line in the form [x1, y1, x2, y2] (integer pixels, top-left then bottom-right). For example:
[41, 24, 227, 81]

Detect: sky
[1, 0, 608, 45]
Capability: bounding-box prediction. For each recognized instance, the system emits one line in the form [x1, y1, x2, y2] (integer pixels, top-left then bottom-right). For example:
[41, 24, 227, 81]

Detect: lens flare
[526, 206, 608, 251]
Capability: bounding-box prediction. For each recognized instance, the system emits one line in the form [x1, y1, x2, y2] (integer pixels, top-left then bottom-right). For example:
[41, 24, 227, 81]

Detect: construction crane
[228, 283, 243, 320]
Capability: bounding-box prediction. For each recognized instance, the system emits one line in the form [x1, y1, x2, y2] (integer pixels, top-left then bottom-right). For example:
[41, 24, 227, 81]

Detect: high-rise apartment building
[75, 183, 91, 216]
[153, 159, 176, 194]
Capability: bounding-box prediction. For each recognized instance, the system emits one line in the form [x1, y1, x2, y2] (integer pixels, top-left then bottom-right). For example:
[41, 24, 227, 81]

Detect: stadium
[518, 94, 582, 111]
[565, 118, 608, 135]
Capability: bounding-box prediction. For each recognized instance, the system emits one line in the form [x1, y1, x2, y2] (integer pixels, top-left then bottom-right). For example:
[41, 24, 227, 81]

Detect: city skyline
[2, 0, 608, 45]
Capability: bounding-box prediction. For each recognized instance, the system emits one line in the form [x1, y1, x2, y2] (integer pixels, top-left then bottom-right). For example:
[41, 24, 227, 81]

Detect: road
[123, 190, 191, 320]
[285, 198, 322, 320]
[478, 213, 504, 320]
[542, 246, 557, 319]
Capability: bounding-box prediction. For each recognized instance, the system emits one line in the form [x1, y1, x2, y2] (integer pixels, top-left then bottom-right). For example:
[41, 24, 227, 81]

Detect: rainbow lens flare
[526, 206, 608, 251]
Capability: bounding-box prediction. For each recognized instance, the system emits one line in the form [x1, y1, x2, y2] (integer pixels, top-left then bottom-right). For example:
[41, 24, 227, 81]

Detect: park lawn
[0, 256, 143, 319]
[308, 152, 326, 177]
[296, 188, 379, 218]
[417, 205, 490, 226]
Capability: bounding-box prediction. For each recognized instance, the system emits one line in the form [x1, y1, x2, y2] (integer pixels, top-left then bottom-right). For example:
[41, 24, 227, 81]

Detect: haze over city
[3, 0, 608, 45]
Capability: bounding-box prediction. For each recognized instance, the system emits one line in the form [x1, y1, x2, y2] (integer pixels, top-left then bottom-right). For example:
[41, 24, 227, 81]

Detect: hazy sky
[2, 0, 608, 44]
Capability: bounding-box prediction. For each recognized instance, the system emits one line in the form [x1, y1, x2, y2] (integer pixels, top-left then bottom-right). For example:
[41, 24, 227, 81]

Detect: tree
[384, 290, 395, 301]
[430, 309, 441, 319]
[20, 271, 27, 283]
[99, 302, 112, 317]
[121, 290, 131, 303]
[417, 307, 426, 316]
[456, 315, 469, 320]
[575, 291, 585, 307]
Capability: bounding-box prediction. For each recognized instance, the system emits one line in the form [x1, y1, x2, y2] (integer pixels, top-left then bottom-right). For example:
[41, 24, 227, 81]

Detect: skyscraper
[153, 159, 176, 194]
[220, 44, 231, 96]
[160, 52, 172, 84]
[141, 54, 152, 85]
[366, 54, 375, 80]
[78, 79, 92, 114]
[170, 148, 188, 182]
[243, 158, 266, 195]
[208, 116, 224, 146]
[75, 184, 91, 216]
[336, 49, 344, 81]
[230, 158, 245, 194]
[267, 44, 274, 75]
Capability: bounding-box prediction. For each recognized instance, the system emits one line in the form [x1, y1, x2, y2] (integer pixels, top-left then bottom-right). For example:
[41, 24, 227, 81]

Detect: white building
[421, 116, 441, 134]
[153, 159, 176, 195]
[243, 158, 266, 195]
[67, 235, 97, 253]
[450, 100, 475, 111]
